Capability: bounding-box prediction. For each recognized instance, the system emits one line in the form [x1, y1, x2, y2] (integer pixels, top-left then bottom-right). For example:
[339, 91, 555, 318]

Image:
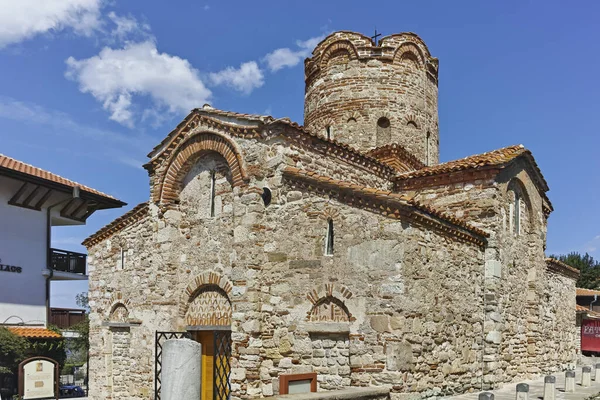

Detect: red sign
[582, 319, 600, 352]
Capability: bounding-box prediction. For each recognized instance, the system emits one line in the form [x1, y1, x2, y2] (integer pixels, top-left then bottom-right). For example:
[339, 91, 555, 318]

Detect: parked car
[59, 385, 85, 397]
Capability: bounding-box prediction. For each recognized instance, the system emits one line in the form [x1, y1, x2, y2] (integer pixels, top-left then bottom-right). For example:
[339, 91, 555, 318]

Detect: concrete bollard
[543, 376, 556, 400]
[596, 364, 600, 381]
[161, 339, 202, 400]
[565, 370, 576, 392]
[582, 366, 592, 387]
[479, 392, 494, 400]
[516, 383, 529, 400]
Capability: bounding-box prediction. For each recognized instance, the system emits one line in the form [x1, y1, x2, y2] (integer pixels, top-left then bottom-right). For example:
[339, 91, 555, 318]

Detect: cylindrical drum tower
[304, 31, 439, 166]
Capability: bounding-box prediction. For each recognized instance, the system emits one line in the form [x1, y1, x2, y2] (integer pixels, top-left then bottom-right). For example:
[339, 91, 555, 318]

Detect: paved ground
[447, 365, 600, 400]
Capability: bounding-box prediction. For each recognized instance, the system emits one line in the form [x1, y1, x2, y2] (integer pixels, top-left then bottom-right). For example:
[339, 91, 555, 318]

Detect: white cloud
[65, 40, 212, 127]
[204, 5, 210, 11]
[0, 96, 152, 168]
[263, 34, 325, 72]
[0, 0, 104, 48]
[107, 11, 150, 41]
[209, 61, 264, 94]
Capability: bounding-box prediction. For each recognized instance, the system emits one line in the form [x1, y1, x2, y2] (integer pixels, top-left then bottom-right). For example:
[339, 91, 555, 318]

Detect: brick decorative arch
[157, 132, 247, 205]
[393, 42, 425, 67]
[106, 291, 131, 319]
[306, 283, 354, 322]
[320, 40, 359, 70]
[178, 270, 233, 321]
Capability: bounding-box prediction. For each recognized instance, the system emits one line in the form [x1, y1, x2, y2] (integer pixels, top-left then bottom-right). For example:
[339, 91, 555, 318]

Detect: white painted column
[516, 383, 529, 400]
[565, 370, 576, 392]
[582, 366, 592, 387]
[479, 392, 494, 400]
[543, 376, 555, 400]
[595, 363, 600, 381]
[161, 338, 202, 400]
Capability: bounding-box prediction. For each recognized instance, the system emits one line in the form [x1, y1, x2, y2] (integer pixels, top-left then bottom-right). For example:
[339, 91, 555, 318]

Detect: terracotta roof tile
[282, 166, 488, 243]
[0, 153, 124, 204]
[7, 327, 62, 339]
[395, 145, 528, 181]
[576, 304, 600, 318]
[577, 288, 600, 297]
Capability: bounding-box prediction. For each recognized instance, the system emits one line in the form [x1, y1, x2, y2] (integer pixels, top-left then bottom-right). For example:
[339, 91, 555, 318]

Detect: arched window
[261, 187, 272, 207]
[376, 117, 391, 146]
[326, 126, 332, 140]
[426, 131, 431, 165]
[209, 170, 216, 217]
[514, 191, 521, 235]
[325, 219, 334, 256]
[508, 179, 529, 236]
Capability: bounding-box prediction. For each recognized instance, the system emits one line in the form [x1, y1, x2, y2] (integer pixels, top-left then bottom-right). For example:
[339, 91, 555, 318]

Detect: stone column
[582, 366, 592, 387]
[161, 339, 202, 400]
[565, 370, 576, 393]
[543, 376, 555, 400]
[479, 392, 494, 400]
[595, 364, 600, 381]
[516, 383, 529, 400]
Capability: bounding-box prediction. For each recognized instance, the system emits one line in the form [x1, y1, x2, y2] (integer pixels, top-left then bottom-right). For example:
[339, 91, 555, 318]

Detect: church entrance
[189, 329, 232, 400]
[185, 283, 233, 400]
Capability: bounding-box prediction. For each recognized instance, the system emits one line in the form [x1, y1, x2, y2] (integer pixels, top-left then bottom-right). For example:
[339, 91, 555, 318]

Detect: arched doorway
[185, 284, 232, 400]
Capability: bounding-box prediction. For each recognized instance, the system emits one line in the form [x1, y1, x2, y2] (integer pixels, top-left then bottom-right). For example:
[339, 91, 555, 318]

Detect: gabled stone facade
[84, 31, 577, 400]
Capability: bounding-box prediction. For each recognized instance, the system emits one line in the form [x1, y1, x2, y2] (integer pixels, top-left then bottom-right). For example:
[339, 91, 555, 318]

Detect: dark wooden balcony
[50, 248, 87, 275]
[49, 308, 86, 329]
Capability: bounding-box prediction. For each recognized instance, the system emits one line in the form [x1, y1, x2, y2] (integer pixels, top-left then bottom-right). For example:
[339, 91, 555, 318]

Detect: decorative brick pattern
[157, 133, 247, 205]
[304, 31, 439, 165]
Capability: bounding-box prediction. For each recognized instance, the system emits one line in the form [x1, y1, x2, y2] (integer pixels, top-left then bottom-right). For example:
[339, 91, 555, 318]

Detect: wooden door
[193, 331, 215, 400]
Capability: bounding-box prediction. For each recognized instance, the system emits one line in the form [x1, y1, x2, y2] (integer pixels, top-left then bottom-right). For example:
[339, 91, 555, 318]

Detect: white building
[0, 153, 124, 336]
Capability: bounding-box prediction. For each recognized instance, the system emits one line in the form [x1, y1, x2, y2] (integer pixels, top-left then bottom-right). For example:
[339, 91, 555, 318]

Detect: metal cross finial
[371, 29, 382, 46]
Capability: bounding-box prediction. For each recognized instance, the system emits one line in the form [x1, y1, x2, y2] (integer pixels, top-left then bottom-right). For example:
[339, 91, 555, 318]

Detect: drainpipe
[590, 295, 598, 312]
[45, 187, 80, 325]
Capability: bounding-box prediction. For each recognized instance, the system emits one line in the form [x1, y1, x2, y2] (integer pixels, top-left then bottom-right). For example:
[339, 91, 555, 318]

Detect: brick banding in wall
[157, 132, 247, 205]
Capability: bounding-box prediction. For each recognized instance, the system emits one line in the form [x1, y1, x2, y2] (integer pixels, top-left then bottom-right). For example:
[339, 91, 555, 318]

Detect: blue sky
[1, 1, 598, 307]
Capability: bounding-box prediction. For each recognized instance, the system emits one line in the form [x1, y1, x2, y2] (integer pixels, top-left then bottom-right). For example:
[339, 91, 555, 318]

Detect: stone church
[84, 31, 578, 400]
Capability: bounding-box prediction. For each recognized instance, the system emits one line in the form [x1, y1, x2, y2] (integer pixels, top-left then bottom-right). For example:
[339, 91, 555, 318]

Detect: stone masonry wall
[404, 161, 576, 388]
[87, 128, 485, 399]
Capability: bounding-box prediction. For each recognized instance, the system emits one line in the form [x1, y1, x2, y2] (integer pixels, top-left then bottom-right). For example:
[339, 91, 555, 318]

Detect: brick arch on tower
[155, 132, 247, 205]
[393, 42, 426, 67]
[179, 271, 233, 326]
[319, 40, 359, 70]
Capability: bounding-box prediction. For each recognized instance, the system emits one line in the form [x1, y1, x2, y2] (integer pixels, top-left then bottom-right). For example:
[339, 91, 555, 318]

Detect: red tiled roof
[0, 153, 124, 204]
[546, 258, 580, 279]
[395, 145, 528, 180]
[283, 166, 488, 245]
[577, 288, 600, 297]
[7, 327, 62, 339]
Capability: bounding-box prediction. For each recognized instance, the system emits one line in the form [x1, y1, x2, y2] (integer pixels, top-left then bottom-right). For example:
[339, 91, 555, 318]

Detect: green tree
[0, 327, 27, 375]
[549, 252, 600, 289]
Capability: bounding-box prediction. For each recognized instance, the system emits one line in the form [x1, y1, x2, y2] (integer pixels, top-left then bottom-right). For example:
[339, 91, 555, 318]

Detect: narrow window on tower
[209, 170, 216, 217]
[325, 219, 334, 256]
[376, 117, 391, 146]
[326, 126, 332, 140]
[514, 191, 520, 235]
[426, 131, 431, 165]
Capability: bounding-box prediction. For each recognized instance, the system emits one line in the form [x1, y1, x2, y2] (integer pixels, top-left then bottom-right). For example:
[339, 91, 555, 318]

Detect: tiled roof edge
[546, 258, 580, 279]
[83, 202, 149, 247]
[282, 166, 488, 247]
